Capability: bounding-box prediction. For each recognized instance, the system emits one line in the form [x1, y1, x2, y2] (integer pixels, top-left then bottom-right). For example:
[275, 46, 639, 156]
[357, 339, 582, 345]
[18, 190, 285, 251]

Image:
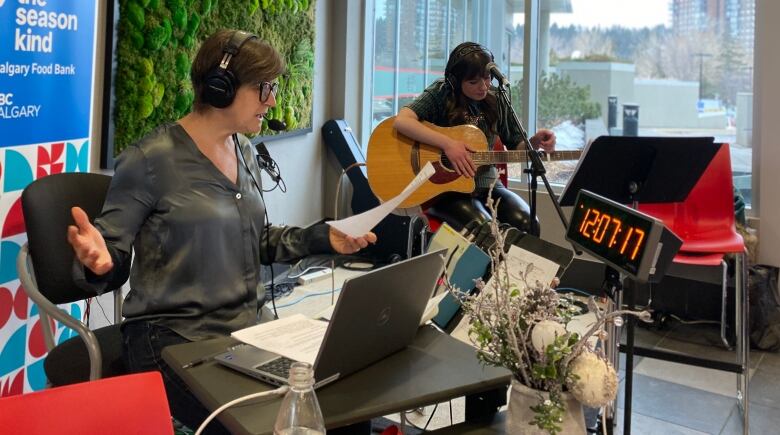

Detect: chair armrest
[16, 243, 104, 380]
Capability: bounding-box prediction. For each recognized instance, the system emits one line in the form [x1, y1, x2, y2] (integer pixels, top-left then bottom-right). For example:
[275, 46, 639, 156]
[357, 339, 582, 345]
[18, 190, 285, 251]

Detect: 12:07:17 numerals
[577, 207, 646, 261]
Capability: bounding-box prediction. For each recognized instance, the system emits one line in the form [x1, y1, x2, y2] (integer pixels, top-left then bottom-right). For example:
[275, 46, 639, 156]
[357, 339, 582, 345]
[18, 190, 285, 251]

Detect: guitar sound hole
[440, 154, 455, 171]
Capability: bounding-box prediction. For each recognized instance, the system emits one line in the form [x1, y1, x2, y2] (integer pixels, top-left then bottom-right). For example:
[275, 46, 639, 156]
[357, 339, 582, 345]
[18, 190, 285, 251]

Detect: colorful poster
[0, 0, 97, 395]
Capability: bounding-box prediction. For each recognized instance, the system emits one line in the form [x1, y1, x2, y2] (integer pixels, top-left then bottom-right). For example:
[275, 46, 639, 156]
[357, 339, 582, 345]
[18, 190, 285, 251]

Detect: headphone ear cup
[203, 68, 237, 109]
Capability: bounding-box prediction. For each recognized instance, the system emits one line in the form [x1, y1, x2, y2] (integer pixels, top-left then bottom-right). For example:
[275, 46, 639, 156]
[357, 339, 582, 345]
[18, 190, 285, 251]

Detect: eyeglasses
[258, 81, 279, 103]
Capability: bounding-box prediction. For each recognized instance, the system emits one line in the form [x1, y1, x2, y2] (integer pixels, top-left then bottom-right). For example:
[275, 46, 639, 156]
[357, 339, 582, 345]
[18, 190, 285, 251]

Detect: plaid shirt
[405, 79, 524, 188]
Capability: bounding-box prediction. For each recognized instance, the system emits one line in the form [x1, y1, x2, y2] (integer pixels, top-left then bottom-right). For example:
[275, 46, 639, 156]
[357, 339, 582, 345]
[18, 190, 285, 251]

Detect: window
[509, 0, 755, 206]
[364, 0, 755, 206]
[366, 0, 490, 132]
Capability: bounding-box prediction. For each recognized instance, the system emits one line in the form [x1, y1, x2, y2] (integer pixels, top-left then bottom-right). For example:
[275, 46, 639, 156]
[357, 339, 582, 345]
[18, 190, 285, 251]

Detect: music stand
[559, 135, 720, 435]
[560, 136, 719, 207]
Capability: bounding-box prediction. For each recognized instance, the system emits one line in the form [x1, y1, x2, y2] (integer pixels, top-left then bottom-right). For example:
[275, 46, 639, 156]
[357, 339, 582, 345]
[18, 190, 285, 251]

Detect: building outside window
[365, 0, 756, 206]
[368, 0, 485, 130]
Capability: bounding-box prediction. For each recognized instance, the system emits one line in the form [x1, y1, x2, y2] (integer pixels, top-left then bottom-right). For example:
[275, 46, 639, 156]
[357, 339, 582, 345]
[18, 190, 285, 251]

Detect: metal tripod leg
[735, 253, 749, 435]
[720, 259, 732, 349]
[604, 290, 623, 435]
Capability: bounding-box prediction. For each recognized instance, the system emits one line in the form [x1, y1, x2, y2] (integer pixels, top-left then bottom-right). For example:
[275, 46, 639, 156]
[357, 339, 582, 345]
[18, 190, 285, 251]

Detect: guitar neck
[471, 150, 581, 165]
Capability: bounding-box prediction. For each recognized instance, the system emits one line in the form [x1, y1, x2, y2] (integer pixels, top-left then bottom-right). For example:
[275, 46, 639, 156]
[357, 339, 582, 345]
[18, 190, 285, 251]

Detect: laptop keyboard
[256, 356, 297, 379]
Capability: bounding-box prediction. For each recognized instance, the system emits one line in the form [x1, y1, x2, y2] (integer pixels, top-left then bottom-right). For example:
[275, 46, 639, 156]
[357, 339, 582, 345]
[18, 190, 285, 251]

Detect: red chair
[639, 143, 744, 255]
[638, 142, 749, 429]
[0, 372, 173, 434]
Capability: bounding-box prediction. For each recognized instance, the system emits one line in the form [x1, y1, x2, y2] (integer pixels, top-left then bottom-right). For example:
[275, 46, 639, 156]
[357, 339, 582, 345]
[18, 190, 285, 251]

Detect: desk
[162, 325, 511, 435]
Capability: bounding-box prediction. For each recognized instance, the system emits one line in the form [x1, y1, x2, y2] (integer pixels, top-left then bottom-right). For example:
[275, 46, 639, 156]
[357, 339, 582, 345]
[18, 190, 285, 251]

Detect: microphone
[486, 62, 509, 87]
[255, 142, 281, 183]
[266, 118, 287, 131]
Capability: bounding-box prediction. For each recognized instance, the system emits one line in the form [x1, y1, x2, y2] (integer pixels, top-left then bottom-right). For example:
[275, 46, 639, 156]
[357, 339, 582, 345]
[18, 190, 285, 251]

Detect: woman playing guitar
[393, 42, 556, 236]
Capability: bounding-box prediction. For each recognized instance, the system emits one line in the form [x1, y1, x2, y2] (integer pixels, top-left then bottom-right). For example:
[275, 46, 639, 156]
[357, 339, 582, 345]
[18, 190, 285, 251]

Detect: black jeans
[426, 184, 540, 236]
[121, 321, 231, 435]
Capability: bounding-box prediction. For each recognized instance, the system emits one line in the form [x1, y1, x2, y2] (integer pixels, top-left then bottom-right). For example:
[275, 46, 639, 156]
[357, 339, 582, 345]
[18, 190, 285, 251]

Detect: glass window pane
[428, 0, 450, 84]
[508, 0, 755, 208]
[370, 0, 490, 130]
[508, 7, 526, 181]
[372, 1, 399, 128]
[449, 0, 467, 47]
[506, 3, 534, 183]
[398, 0, 428, 109]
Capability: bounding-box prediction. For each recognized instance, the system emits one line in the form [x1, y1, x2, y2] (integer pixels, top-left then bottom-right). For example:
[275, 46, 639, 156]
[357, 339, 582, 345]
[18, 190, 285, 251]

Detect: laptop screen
[312, 250, 446, 383]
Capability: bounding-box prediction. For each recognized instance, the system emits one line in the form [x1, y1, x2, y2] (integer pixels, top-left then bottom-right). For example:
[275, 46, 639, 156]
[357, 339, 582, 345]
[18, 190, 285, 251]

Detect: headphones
[444, 42, 494, 90]
[202, 30, 259, 108]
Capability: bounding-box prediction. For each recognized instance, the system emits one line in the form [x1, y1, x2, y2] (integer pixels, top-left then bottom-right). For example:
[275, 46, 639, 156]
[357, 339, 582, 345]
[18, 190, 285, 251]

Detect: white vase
[506, 378, 587, 435]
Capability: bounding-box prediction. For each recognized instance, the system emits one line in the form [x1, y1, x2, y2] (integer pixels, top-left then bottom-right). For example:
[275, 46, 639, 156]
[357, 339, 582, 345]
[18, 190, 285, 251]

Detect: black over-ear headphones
[202, 30, 259, 109]
[444, 42, 494, 89]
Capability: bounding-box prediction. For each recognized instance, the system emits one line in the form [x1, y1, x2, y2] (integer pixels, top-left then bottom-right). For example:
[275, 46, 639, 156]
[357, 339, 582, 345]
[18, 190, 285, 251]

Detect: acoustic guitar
[366, 116, 582, 208]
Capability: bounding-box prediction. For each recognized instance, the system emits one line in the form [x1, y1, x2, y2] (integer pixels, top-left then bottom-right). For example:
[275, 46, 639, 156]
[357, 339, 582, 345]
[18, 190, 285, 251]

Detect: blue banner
[0, 0, 97, 147]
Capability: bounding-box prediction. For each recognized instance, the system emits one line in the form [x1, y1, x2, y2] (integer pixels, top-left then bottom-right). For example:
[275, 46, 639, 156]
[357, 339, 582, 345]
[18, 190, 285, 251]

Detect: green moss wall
[114, 0, 315, 155]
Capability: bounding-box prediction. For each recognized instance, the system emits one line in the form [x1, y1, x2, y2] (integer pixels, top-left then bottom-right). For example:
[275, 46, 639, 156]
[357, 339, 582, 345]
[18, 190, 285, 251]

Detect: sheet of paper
[327, 162, 435, 237]
[484, 244, 559, 294]
[420, 291, 450, 325]
[231, 314, 327, 365]
[314, 304, 336, 322]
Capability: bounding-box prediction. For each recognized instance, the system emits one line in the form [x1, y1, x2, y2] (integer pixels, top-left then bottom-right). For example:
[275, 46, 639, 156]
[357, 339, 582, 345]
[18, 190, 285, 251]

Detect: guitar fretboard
[471, 150, 581, 165]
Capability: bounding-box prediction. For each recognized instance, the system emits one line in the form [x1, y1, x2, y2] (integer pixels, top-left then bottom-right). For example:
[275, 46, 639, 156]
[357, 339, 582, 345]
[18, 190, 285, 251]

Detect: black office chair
[16, 172, 127, 386]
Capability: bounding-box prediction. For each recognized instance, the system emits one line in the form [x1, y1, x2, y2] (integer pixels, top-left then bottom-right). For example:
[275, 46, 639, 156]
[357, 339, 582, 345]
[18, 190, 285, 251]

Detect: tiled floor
[612, 321, 780, 435]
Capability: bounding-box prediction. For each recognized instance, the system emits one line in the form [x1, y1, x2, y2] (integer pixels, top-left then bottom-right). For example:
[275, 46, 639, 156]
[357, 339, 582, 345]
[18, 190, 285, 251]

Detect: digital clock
[565, 190, 682, 283]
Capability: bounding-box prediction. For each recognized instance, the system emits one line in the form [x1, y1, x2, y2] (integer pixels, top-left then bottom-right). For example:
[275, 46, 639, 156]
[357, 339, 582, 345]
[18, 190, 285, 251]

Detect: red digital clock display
[566, 190, 655, 276]
[576, 207, 646, 261]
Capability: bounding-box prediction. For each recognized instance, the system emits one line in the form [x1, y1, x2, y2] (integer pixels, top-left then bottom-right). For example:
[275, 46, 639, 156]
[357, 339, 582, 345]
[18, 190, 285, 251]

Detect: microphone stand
[493, 81, 578, 253]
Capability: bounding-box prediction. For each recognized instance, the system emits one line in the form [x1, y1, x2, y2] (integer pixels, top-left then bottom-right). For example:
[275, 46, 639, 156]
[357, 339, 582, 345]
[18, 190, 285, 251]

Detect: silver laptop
[214, 250, 447, 388]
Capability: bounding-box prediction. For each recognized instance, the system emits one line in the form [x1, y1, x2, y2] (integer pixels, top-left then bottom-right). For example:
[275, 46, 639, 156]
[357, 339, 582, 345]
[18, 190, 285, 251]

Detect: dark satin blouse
[75, 123, 332, 340]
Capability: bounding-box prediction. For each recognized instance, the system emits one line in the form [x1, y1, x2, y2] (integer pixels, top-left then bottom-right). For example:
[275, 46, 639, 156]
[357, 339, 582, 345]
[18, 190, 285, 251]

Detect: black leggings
[426, 185, 540, 236]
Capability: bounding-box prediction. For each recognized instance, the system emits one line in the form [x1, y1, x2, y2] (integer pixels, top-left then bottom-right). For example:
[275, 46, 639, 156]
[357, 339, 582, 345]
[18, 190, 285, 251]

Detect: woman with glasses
[66, 30, 375, 434]
[394, 42, 556, 237]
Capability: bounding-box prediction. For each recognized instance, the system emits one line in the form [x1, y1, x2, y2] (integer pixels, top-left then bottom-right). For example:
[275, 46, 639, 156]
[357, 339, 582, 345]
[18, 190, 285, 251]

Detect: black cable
[234, 134, 279, 320]
[264, 207, 279, 319]
[339, 257, 377, 271]
[83, 298, 91, 327]
[422, 404, 438, 431]
[269, 282, 295, 300]
[402, 404, 440, 432]
[93, 296, 112, 325]
[255, 141, 286, 193]
[261, 162, 286, 193]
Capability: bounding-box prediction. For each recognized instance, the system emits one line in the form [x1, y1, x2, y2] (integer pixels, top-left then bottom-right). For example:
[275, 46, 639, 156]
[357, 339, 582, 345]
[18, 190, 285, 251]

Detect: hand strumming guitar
[443, 137, 477, 177]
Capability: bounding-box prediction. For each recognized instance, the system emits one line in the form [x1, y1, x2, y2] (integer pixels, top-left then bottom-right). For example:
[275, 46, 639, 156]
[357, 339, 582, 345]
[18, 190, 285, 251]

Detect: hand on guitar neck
[530, 129, 557, 153]
[366, 116, 582, 209]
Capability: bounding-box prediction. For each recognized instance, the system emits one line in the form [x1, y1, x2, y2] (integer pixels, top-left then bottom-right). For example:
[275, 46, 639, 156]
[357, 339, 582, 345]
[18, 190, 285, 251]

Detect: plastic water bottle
[273, 362, 326, 435]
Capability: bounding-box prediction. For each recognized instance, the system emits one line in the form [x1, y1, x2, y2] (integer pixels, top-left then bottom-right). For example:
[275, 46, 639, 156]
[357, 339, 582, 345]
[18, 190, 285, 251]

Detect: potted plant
[455, 194, 650, 434]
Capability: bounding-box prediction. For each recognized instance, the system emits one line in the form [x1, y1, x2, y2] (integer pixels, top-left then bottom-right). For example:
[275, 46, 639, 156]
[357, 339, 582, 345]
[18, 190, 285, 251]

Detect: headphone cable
[234, 134, 280, 320]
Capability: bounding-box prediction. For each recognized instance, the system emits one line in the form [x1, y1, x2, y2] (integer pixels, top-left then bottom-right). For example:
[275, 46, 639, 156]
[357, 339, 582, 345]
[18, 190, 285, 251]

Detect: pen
[181, 355, 214, 369]
[181, 344, 245, 369]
